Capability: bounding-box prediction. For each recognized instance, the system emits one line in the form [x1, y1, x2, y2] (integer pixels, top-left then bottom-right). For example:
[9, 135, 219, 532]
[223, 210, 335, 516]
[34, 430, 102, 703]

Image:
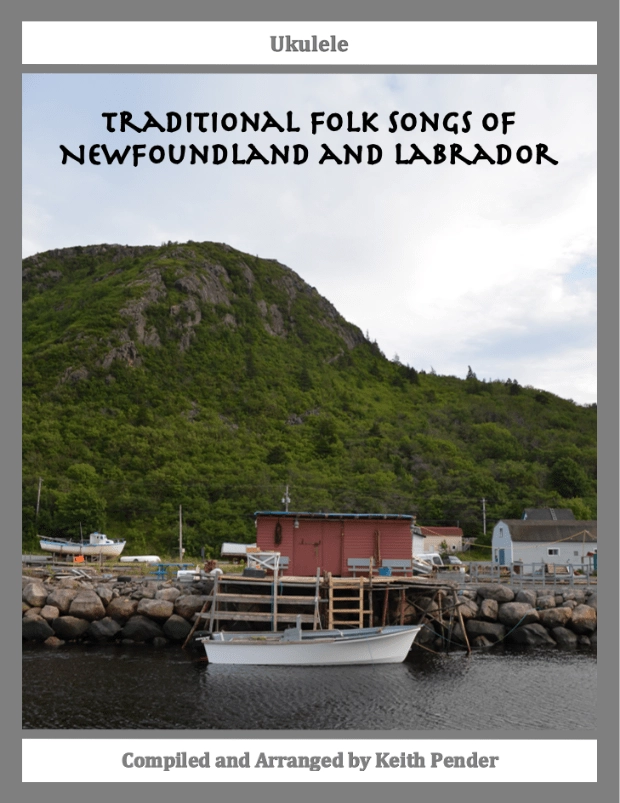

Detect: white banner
[22, 21, 596, 65]
[23, 738, 597, 783]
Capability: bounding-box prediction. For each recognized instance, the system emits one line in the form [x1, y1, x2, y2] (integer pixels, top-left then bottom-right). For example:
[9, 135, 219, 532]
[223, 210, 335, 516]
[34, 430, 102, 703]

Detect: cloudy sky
[22, 73, 596, 403]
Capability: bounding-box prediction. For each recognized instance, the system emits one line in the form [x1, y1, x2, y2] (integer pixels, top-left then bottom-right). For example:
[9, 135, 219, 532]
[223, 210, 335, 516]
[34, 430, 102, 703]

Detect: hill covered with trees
[22, 241, 597, 557]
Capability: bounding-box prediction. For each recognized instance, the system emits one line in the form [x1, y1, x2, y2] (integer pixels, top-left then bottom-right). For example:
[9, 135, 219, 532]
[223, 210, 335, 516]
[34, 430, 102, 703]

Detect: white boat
[38, 532, 126, 558]
[119, 555, 161, 563]
[200, 623, 422, 665]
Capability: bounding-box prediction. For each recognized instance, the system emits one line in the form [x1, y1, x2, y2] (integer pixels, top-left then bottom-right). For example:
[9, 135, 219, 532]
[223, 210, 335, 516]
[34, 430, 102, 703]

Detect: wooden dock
[188, 571, 462, 645]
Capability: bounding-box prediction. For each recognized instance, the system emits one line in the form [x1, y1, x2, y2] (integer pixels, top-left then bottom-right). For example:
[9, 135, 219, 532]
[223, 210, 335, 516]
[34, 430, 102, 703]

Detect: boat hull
[202, 625, 421, 666]
[38, 540, 126, 558]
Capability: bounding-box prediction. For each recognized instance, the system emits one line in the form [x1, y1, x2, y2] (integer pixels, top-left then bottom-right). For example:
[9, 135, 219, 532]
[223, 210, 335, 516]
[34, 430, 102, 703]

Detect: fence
[457, 562, 596, 589]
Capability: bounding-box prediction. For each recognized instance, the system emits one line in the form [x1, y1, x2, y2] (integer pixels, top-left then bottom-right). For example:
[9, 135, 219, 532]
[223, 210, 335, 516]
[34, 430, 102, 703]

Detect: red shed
[254, 511, 414, 577]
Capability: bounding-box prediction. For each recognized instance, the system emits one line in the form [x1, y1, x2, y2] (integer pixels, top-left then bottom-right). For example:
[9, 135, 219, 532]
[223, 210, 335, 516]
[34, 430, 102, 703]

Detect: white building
[411, 525, 426, 556]
[492, 520, 597, 568]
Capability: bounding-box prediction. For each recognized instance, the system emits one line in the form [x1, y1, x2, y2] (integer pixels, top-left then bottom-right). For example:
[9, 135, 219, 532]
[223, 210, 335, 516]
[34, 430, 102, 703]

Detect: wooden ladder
[327, 574, 368, 629]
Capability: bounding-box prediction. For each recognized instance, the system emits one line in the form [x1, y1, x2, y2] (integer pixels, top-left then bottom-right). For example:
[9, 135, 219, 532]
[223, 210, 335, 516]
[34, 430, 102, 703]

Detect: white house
[492, 520, 597, 568]
[411, 525, 426, 556]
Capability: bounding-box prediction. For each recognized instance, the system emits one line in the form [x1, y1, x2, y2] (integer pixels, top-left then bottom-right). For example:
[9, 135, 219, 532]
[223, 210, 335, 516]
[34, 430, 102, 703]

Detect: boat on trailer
[200, 622, 422, 666]
[38, 531, 126, 559]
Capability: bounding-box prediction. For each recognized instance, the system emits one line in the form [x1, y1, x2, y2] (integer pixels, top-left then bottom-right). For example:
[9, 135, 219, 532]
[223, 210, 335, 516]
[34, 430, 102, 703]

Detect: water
[22, 643, 596, 730]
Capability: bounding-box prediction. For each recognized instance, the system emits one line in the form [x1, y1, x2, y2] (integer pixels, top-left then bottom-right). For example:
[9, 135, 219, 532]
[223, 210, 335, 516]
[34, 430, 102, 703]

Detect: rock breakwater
[414, 583, 597, 651]
[22, 573, 214, 648]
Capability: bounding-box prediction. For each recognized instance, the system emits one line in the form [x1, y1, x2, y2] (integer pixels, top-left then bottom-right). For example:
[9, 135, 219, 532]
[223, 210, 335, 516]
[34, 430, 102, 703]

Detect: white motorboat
[38, 532, 126, 558]
[200, 622, 422, 665]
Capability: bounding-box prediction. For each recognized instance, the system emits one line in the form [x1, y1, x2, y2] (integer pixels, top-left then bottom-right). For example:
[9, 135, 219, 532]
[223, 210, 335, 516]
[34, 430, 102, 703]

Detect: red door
[293, 524, 322, 576]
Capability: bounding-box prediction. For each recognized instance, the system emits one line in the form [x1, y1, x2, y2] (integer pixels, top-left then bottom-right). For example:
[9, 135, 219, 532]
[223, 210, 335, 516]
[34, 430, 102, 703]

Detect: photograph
[22, 71, 597, 733]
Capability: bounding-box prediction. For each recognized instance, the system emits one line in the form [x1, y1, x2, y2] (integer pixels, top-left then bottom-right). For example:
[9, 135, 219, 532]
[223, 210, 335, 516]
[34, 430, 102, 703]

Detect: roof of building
[254, 511, 414, 521]
[419, 526, 464, 536]
[220, 542, 256, 556]
[496, 520, 597, 542]
[522, 508, 576, 521]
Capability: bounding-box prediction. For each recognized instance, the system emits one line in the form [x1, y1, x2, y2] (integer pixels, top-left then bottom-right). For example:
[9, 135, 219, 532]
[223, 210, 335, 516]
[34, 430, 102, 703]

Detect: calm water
[22, 643, 596, 731]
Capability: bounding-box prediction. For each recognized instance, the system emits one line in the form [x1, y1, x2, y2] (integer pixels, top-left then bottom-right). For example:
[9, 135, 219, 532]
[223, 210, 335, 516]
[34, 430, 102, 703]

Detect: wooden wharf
[185, 571, 466, 651]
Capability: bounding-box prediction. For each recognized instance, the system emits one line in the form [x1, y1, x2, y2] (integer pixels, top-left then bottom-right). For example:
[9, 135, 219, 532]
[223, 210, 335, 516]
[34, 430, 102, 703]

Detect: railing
[457, 562, 596, 588]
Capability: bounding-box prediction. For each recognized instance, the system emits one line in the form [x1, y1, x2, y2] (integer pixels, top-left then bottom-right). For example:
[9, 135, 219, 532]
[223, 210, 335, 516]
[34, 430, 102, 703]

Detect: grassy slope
[22, 241, 597, 557]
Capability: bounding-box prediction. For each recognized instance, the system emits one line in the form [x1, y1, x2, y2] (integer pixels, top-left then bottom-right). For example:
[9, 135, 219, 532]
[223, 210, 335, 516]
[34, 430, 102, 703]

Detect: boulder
[465, 620, 506, 642]
[120, 615, 164, 642]
[554, 595, 564, 606]
[450, 622, 466, 644]
[23, 607, 42, 620]
[22, 616, 55, 641]
[569, 605, 597, 634]
[95, 585, 114, 606]
[155, 587, 182, 602]
[479, 598, 498, 621]
[460, 589, 477, 600]
[457, 599, 479, 620]
[52, 616, 90, 640]
[536, 595, 556, 610]
[153, 637, 168, 648]
[562, 589, 586, 603]
[498, 602, 539, 627]
[22, 582, 49, 607]
[69, 590, 107, 620]
[106, 597, 138, 621]
[415, 623, 437, 645]
[44, 636, 65, 647]
[174, 594, 211, 621]
[87, 617, 122, 641]
[585, 593, 597, 611]
[476, 585, 514, 603]
[22, 601, 31, 614]
[515, 589, 537, 607]
[136, 598, 175, 621]
[578, 635, 591, 648]
[552, 627, 578, 648]
[563, 599, 578, 610]
[509, 623, 556, 647]
[163, 614, 192, 642]
[40, 605, 60, 622]
[472, 635, 494, 650]
[57, 577, 80, 588]
[46, 587, 79, 614]
[538, 607, 572, 629]
[415, 597, 439, 616]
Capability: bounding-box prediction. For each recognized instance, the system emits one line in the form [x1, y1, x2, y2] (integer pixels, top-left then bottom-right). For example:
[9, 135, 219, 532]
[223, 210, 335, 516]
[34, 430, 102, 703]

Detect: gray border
[9, 1, 617, 802]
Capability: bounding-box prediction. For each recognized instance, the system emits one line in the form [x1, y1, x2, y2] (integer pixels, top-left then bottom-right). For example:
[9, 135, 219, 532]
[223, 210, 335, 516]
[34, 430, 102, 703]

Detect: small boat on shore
[38, 532, 126, 559]
[200, 622, 422, 666]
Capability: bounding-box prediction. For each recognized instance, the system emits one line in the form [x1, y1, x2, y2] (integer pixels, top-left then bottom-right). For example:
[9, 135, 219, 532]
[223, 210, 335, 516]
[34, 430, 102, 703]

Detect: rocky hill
[22, 240, 597, 556]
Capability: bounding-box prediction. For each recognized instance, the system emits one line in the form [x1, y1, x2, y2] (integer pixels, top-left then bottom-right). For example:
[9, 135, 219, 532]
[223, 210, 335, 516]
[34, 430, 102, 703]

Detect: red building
[254, 511, 414, 577]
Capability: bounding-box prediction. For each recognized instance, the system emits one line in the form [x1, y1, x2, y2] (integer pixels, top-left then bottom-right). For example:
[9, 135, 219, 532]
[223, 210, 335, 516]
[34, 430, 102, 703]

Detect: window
[548, 548, 559, 556]
[574, 551, 579, 557]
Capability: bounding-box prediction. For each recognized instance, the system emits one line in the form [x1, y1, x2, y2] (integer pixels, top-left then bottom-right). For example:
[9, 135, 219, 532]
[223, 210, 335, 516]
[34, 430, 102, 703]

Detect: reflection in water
[22, 644, 596, 730]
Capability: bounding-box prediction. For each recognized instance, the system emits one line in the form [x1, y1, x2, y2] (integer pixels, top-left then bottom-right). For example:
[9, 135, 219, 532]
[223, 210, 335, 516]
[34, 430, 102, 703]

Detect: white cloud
[22, 73, 597, 402]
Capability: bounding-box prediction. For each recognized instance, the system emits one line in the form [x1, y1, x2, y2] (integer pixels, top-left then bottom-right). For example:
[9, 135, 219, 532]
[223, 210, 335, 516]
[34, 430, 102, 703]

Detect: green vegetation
[22, 241, 597, 557]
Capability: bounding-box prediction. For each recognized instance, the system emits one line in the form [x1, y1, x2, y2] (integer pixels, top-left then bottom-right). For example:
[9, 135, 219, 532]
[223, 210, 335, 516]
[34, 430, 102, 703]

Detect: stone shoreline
[22, 573, 215, 648]
[414, 583, 597, 651]
[22, 573, 597, 652]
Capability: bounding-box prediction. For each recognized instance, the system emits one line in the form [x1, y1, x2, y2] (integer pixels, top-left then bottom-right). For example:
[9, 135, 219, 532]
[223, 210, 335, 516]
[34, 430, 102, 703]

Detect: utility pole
[35, 477, 43, 518]
[281, 485, 290, 512]
[179, 505, 183, 562]
[481, 497, 487, 536]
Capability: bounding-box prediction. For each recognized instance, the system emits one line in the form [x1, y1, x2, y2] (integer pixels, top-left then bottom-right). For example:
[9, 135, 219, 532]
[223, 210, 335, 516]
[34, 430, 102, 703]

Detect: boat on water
[199, 622, 422, 666]
[38, 531, 126, 558]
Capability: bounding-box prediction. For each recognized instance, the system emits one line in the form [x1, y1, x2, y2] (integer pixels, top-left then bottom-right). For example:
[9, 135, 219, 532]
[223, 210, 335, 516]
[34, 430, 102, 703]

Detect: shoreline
[22, 570, 597, 653]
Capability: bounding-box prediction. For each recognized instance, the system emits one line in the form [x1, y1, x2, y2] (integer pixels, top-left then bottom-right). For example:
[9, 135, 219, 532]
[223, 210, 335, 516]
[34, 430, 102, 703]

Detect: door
[499, 548, 506, 566]
[293, 526, 322, 576]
